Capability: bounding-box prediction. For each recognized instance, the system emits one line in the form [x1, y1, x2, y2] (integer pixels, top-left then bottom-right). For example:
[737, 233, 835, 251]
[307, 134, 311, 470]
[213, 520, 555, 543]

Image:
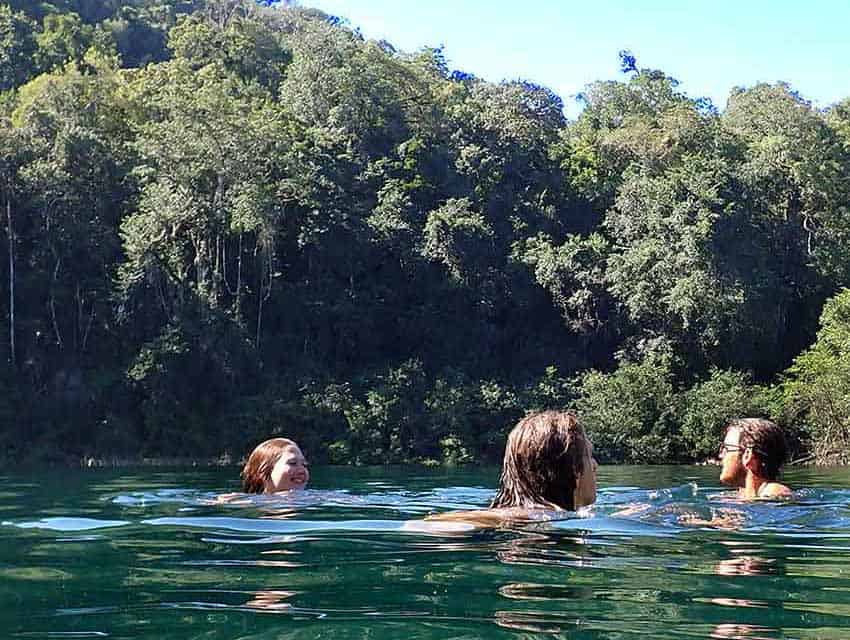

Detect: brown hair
[490, 411, 590, 511]
[728, 418, 787, 481]
[241, 438, 297, 493]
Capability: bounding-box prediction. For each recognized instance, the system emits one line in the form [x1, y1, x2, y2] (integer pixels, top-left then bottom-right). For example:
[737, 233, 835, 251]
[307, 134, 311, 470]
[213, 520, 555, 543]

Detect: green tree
[13, 63, 130, 365]
[603, 155, 745, 368]
[679, 369, 767, 460]
[560, 62, 703, 209]
[119, 59, 277, 320]
[0, 6, 37, 91]
[0, 61, 134, 457]
[34, 12, 91, 72]
[782, 289, 850, 463]
[718, 83, 850, 373]
[168, 9, 290, 90]
[100, 5, 169, 68]
[573, 351, 681, 463]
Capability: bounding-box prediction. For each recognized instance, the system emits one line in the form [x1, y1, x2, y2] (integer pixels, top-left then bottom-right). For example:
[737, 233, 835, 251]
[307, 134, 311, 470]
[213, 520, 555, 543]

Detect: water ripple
[3, 469, 850, 639]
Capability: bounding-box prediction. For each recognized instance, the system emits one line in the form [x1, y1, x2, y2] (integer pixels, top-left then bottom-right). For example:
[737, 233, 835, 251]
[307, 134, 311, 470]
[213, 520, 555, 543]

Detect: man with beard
[719, 418, 793, 499]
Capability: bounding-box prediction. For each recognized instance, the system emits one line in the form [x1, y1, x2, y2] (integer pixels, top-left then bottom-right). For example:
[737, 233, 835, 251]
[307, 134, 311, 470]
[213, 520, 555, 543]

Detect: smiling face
[719, 427, 747, 487]
[264, 445, 309, 493]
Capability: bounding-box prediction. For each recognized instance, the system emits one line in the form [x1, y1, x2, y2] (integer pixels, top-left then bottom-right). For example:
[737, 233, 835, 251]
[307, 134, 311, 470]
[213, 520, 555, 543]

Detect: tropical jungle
[1, 0, 850, 467]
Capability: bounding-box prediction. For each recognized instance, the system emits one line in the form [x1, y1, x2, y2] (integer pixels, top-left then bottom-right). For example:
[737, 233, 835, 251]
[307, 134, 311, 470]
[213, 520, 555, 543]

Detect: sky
[300, 0, 850, 118]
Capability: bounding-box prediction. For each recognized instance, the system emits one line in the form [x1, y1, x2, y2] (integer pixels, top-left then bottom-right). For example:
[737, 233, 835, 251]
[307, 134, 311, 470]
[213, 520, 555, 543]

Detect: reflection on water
[710, 623, 777, 639]
[244, 589, 297, 612]
[714, 555, 776, 578]
[1, 466, 850, 639]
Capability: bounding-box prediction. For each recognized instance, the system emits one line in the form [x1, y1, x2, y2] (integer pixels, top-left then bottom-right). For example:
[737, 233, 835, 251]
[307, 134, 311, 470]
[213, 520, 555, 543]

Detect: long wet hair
[490, 411, 590, 511]
[241, 437, 297, 493]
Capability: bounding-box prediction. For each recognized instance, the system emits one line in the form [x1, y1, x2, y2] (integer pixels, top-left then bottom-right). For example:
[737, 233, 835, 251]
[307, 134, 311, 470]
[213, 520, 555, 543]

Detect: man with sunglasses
[719, 418, 793, 498]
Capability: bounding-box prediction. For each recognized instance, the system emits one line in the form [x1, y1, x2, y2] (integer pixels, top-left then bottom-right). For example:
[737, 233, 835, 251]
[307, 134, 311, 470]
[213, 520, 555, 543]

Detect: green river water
[1, 465, 849, 639]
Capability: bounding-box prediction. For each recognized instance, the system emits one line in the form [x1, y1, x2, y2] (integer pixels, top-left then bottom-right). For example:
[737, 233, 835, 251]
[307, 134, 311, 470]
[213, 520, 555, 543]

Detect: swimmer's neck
[738, 474, 763, 499]
[739, 474, 792, 499]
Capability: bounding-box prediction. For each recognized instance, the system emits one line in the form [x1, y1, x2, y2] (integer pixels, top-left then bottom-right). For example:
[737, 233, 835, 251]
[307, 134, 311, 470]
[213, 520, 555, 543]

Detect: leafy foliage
[573, 352, 680, 463]
[0, 5, 37, 91]
[0, 1, 847, 465]
[782, 290, 850, 463]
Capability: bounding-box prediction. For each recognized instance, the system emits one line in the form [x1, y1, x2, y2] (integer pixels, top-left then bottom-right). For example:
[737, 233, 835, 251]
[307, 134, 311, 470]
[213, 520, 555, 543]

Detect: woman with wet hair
[490, 410, 597, 511]
[241, 437, 309, 494]
[424, 411, 597, 526]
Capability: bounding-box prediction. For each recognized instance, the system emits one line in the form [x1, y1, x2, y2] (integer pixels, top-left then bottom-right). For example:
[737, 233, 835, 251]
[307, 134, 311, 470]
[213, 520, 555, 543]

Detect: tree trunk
[255, 241, 273, 349]
[235, 230, 243, 320]
[7, 199, 14, 368]
[256, 281, 264, 350]
[50, 254, 63, 349]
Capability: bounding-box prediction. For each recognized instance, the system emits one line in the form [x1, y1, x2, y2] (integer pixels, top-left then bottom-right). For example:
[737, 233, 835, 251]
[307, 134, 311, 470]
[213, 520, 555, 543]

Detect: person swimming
[666, 418, 793, 528]
[241, 437, 309, 494]
[718, 418, 792, 499]
[427, 411, 598, 525]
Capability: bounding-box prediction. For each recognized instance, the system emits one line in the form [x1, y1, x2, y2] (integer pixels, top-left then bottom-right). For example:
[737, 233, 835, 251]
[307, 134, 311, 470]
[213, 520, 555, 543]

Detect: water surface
[2, 465, 849, 639]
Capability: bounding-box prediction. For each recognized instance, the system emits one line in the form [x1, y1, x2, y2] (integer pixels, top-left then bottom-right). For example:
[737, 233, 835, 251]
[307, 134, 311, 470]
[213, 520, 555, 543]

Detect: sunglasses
[719, 443, 767, 457]
[719, 443, 743, 457]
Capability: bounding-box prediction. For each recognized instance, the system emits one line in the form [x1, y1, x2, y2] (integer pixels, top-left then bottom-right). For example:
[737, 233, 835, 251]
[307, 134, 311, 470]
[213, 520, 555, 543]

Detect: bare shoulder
[760, 482, 794, 499]
[425, 507, 533, 527]
[210, 492, 250, 504]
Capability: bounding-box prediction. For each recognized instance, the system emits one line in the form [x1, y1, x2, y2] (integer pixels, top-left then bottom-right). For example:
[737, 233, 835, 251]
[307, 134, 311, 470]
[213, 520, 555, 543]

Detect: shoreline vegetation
[67, 453, 826, 470]
[1, 1, 850, 468]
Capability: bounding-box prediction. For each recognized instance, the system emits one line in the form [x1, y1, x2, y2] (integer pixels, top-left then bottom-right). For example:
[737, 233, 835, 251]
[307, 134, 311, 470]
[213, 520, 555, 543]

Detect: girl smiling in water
[241, 438, 309, 493]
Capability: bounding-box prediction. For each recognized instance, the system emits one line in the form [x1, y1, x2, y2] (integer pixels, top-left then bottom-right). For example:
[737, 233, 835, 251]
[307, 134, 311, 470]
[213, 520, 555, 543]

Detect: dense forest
[1, 0, 849, 466]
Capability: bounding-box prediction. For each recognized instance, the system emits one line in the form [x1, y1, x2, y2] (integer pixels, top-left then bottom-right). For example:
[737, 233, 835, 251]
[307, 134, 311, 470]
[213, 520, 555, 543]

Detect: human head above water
[490, 411, 597, 511]
[241, 438, 309, 494]
[721, 418, 788, 483]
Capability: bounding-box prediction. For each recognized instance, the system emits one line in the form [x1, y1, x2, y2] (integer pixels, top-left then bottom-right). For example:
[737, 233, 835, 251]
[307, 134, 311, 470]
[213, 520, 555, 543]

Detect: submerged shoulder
[426, 508, 517, 527]
[425, 507, 559, 527]
[208, 492, 248, 504]
[759, 482, 794, 499]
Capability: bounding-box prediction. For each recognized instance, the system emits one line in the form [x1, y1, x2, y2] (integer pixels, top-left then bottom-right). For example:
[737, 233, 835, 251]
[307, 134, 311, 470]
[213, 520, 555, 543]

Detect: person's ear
[742, 448, 757, 471]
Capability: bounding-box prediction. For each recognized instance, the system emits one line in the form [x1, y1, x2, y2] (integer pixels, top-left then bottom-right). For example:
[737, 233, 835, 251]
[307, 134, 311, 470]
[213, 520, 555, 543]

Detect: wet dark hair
[241, 438, 297, 493]
[490, 411, 590, 511]
[727, 418, 788, 481]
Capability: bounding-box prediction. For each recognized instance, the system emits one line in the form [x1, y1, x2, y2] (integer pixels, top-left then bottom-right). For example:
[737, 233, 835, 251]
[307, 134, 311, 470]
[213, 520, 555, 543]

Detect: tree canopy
[0, 0, 848, 465]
